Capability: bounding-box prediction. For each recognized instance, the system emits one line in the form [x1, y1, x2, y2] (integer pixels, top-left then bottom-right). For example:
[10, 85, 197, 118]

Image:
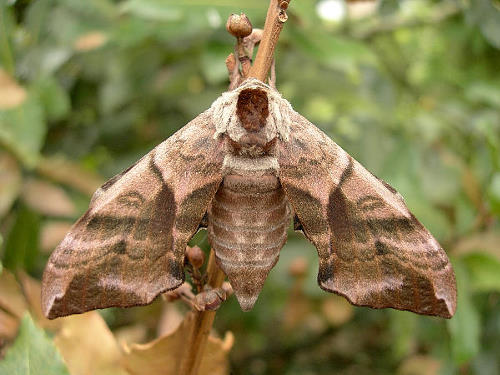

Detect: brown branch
[248, 0, 291, 82]
[178, 249, 226, 375]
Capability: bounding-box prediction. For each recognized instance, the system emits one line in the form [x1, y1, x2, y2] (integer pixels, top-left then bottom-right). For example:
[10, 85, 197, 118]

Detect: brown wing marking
[278, 112, 456, 318]
[42, 111, 224, 318]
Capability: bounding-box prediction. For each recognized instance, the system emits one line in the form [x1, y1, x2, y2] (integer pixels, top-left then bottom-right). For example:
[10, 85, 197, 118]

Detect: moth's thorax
[211, 78, 293, 151]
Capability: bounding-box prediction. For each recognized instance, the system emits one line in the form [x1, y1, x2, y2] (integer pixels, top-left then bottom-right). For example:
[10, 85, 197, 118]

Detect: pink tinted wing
[42, 111, 225, 318]
[278, 111, 456, 318]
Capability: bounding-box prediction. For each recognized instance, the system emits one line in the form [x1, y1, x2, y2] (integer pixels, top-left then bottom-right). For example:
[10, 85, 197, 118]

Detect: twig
[226, 14, 263, 89]
[178, 250, 226, 375]
[178, 2, 293, 373]
[248, 0, 291, 81]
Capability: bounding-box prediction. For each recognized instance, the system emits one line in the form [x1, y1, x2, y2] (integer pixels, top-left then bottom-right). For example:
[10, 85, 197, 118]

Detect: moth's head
[211, 78, 292, 153]
[236, 88, 269, 132]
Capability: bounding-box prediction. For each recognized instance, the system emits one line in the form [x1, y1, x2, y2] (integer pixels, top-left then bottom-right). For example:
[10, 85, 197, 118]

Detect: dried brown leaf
[74, 32, 108, 51]
[0, 69, 27, 109]
[283, 288, 312, 331]
[398, 355, 441, 375]
[54, 313, 127, 375]
[17, 272, 60, 331]
[0, 271, 28, 319]
[283, 257, 312, 331]
[157, 303, 184, 337]
[461, 166, 484, 212]
[321, 295, 354, 327]
[0, 152, 22, 218]
[37, 156, 104, 196]
[114, 324, 148, 348]
[123, 315, 233, 375]
[0, 309, 19, 341]
[347, 0, 378, 20]
[22, 178, 76, 217]
[454, 230, 500, 261]
[40, 221, 73, 253]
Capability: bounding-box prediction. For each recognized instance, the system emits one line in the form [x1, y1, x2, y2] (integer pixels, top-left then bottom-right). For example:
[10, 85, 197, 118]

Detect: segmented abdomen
[207, 173, 290, 310]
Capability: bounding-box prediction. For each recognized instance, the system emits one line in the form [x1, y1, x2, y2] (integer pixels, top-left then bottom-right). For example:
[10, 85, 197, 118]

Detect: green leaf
[447, 258, 481, 365]
[0, 314, 70, 375]
[0, 151, 21, 218]
[0, 4, 16, 74]
[466, 0, 500, 49]
[466, 81, 500, 108]
[488, 172, 500, 215]
[289, 27, 376, 76]
[2, 205, 40, 272]
[201, 41, 231, 85]
[463, 252, 500, 293]
[389, 309, 418, 360]
[0, 92, 46, 168]
[32, 76, 70, 122]
[119, 0, 183, 22]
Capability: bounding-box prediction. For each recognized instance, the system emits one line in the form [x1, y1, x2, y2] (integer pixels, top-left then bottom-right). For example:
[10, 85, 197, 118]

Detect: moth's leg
[293, 214, 304, 233]
[194, 283, 233, 311]
[198, 212, 209, 229]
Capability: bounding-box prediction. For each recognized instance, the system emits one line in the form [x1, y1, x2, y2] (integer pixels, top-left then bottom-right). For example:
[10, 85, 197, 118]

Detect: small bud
[288, 257, 308, 278]
[280, 1, 289, 10]
[278, 10, 288, 23]
[221, 281, 233, 297]
[226, 13, 253, 38]
[186, 246, 205, 269]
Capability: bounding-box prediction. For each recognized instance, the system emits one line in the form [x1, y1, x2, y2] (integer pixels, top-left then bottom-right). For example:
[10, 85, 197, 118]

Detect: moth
[42, 78, 457, 319]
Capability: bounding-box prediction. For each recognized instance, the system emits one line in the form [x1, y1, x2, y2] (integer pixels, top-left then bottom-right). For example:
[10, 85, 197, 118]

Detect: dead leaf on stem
[54, 313, 128, 375]
[0, 152, 22, 219]
[454, 230, 500, 261]
[0, 69, 27, 109]
[22, 178, 76, 217]
[123, 314, 234, 375]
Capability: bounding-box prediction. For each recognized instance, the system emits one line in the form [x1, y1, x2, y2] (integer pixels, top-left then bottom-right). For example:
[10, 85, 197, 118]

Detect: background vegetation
[1, 0, 499, 374]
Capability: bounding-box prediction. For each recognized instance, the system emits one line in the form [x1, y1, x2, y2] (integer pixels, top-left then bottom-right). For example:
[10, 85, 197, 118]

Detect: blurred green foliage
[0, 314, 69, 375]
[1, 0, 500, 374]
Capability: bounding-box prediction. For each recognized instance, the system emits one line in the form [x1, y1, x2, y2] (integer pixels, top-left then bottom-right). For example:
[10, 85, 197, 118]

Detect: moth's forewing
[278, 110, 457, 318]
[41, 110, 225, 319]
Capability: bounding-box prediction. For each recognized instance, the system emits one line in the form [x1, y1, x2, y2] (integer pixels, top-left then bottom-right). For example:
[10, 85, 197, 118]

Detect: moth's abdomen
[207, 173, 290, 310]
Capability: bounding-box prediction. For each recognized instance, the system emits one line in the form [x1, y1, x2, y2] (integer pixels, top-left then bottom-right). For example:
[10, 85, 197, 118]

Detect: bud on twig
[280, 0, 290, 10]
[226, 13, 253, 38]
[221, 281, 233, 297]
[288, 257, 308, 278]
[186, 246, 205, 269]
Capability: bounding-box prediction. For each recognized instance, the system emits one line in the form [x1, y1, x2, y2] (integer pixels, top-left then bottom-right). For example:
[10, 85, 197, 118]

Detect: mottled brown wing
[278, 111, 457, 318]
[42, 110, 225, 319]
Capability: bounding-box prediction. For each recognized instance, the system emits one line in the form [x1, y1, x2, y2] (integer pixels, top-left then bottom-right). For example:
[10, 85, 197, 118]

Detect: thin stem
[178, 250, 226, 375]
[248, 0, 291, 81]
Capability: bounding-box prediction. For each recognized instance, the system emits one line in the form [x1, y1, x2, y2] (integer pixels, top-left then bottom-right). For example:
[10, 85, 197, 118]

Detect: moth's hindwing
[278, 111, 457, 318]
[41, 110, 225, 319]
